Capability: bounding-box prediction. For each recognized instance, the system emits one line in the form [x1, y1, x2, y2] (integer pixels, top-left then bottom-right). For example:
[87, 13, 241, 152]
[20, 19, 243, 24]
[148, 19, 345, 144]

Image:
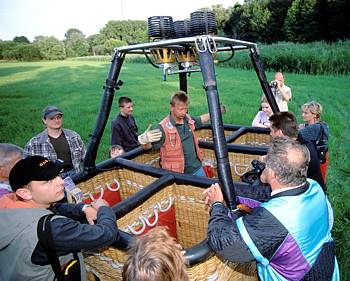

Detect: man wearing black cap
[24, 105, 86, 177]
[0, 156, 119, 281]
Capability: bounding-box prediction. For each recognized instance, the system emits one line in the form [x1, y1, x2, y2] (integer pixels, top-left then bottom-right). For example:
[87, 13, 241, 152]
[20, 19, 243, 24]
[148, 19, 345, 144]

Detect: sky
[0, 0, 241, 42]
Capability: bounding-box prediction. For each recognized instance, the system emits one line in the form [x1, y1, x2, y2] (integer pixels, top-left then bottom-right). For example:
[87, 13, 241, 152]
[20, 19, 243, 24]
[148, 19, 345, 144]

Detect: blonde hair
[301, 101, 323, 120]
[122, 227, 189, 281]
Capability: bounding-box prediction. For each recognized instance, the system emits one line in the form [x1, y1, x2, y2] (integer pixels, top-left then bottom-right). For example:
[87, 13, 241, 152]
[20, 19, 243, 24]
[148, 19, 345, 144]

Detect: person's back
[204, 137, 339, 281]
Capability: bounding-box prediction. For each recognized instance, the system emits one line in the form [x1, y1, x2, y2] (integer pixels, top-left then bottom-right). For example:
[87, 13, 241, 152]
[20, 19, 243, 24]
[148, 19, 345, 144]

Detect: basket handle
[88, 185, 104, 202]
[106, 178, 120, 192]
[233, 163, 250, 176]
[144, 209, 159, 227]
[127, 216, 146, 235]
[156, 197, 174, 212]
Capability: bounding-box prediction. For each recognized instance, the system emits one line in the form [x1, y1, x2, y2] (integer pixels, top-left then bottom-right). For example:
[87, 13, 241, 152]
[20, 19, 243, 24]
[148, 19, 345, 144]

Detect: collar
[169, 114, 188, 126]
[271, 182, 309, 198]
[271, 182, 305, 196]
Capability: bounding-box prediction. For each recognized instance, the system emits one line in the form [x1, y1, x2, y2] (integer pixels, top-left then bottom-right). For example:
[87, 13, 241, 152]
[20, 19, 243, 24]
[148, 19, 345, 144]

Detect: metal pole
[83, 51, 125, 171]
[250, 47, 280, 113]
[197, 40, 237, 210]
[179, 64, 188, 93]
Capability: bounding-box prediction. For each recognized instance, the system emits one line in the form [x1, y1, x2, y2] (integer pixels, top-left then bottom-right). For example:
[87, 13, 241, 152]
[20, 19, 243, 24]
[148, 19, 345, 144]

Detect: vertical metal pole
[197, 39, 237, 210]
[250, 47, 280, 113]
[83, 51, 125, 171]
[179, 65, 188, 93]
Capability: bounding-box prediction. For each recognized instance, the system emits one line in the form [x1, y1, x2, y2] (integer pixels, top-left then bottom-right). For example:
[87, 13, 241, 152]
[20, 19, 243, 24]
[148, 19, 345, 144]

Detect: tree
[87, 34, 107, 55]
[284, 0, 320, 42]
[224, 3, 244, 39]
[2, 44, 41, 61]
[64, 28, 84, 41]
[239, 0, 271, 42]
[265, 0, 292, 43]
[34, 36, 66, 60]
[104, 38, 126, 55]
[13, 36, 30, 43]
[100, 20, 147, 44]
[199, 5, 233, 35]
[65, 33, 89, 57]
[314, 0, 350, 42]
[0, 41, 16, 59]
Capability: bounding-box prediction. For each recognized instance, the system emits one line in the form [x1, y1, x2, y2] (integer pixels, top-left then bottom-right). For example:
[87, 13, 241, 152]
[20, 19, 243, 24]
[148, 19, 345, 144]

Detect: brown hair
[122, 227, 189, 281]
[170, 91, 188, 106]
[269, 111, 298, 138]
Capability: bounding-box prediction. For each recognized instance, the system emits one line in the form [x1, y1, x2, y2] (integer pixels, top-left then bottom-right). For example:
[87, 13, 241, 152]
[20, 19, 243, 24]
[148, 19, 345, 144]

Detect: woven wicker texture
[84, 182, 258, 280]
[76, 169, 157, 201]
[195, 128, 271, 146]
[201, 148, 259, 181]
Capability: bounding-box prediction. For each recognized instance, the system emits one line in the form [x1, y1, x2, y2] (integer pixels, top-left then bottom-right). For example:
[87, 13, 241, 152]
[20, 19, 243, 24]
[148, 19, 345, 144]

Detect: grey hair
[0, 143, 23, 168]
[266, 137, 310, 186]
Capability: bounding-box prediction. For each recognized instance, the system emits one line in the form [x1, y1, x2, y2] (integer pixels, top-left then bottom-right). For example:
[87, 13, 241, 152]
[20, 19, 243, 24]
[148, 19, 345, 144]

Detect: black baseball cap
[9, 156, 63, 191]
[42, 106, 63, 119]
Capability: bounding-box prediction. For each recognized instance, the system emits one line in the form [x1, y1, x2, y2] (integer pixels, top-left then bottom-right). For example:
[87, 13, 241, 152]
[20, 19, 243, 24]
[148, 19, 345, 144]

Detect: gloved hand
[138, 124, 162, 145]
[220, 103, 227, 114]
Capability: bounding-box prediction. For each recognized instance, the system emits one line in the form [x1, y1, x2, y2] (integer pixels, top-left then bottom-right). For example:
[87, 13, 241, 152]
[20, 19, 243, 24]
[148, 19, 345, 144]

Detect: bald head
[0, 143, 23, 181]
[265, 137, 310, 186]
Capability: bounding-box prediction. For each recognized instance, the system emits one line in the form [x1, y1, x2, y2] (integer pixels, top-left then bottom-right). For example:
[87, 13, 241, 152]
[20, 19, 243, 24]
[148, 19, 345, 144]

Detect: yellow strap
[64, 260, 78, 275]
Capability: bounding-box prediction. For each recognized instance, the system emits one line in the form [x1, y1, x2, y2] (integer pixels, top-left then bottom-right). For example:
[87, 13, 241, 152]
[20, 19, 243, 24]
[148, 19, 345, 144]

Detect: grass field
[1, 60, 349, 278]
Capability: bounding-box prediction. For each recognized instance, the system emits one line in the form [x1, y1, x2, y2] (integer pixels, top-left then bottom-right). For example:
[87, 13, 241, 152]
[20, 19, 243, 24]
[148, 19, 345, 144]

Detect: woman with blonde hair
[300, 101, 323, 127]
[122, 227, 189, 281]
[299, 101, 329, 183]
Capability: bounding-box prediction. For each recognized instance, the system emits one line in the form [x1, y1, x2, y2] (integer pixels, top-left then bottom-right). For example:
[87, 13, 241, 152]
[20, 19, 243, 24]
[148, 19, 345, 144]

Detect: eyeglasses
[48, 115, 62, 121]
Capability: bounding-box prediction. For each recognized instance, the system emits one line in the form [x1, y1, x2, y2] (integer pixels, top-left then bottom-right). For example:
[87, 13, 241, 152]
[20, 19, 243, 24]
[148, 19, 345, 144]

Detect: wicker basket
[128, 149, 264, 182]
[195, 128, 271, 146]
[76, 168, 158, 202]
[84, 181, 257, 281]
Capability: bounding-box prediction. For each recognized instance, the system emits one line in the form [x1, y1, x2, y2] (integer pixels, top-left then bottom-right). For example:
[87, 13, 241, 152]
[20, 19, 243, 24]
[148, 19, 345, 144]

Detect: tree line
[0, 0, 349, 61]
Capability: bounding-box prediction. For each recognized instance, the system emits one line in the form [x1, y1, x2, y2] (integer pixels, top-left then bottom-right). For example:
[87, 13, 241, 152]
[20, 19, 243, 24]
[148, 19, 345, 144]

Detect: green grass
[1, 60, 349, 279]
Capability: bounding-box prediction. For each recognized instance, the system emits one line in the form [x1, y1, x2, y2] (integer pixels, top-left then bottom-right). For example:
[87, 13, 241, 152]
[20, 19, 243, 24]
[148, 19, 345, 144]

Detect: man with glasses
[24, 106, 85, 177]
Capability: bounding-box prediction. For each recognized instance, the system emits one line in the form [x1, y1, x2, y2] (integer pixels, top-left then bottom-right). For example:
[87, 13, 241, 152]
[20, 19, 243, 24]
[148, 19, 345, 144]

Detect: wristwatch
[82, 204, 91, 212]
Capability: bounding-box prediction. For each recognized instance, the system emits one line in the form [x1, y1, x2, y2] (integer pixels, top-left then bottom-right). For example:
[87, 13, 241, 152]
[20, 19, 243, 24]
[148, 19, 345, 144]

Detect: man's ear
[15, 187, 32, 201]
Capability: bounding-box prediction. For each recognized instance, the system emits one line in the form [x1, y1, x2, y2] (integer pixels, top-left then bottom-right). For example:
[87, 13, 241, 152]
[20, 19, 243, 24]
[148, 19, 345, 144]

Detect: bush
[217, 40, 350, 75]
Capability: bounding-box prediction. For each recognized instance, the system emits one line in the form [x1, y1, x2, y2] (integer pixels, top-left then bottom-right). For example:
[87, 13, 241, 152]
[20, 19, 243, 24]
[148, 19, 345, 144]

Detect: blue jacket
[208, 179, 339, 280]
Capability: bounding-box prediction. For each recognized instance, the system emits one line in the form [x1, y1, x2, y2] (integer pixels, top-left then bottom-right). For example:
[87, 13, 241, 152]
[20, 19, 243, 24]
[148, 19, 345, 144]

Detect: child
[123, 227, 188, 281]
[252, 95, 273, 128]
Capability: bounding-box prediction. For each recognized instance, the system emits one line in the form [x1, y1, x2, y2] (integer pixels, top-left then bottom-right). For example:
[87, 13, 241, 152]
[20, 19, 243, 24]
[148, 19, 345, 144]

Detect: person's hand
[138, 124, 162, 145]
[91, 198, 110, 211]
[220, 103, 227, 114]
[83, 205, 97, 225]
[276, 79, 283, 89]
[203, 183, 224, 206]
